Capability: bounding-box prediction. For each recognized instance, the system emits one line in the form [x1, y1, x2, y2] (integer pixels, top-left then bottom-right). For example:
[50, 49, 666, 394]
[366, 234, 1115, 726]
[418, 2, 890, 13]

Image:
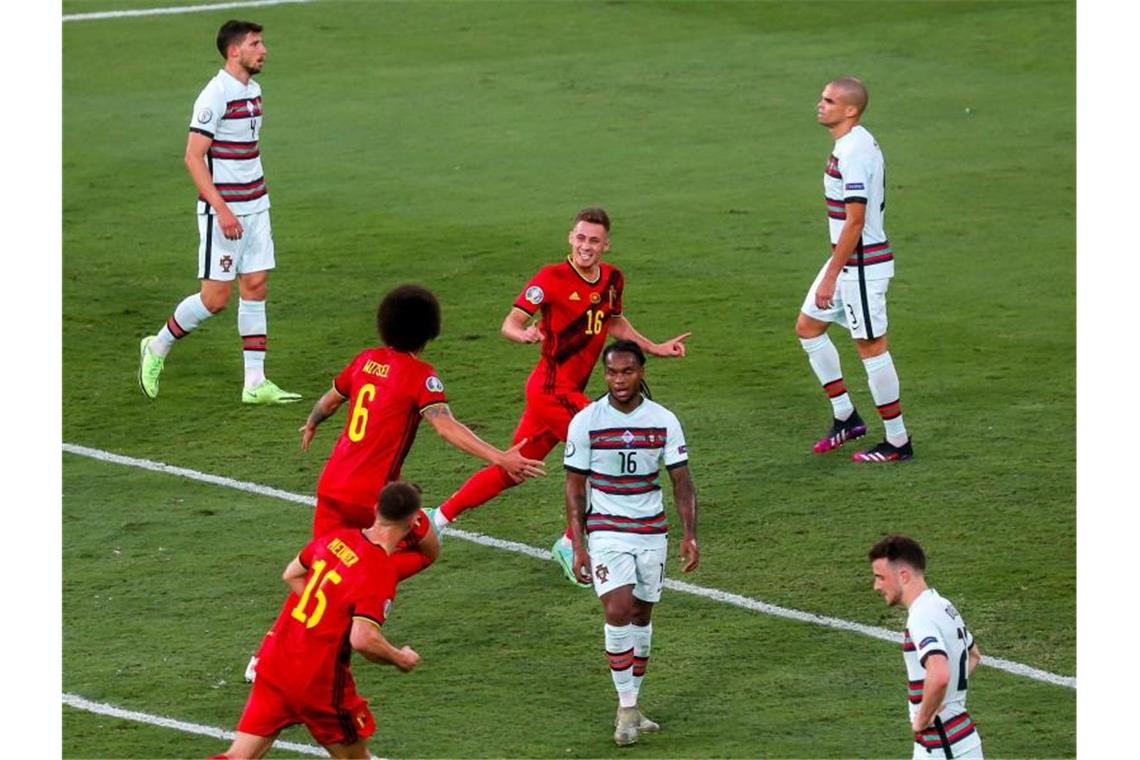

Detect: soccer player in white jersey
[869, 535, 984, 759]
[137, 20, 301, 405]
[796, 76, 913, 462]
[564, 340, 699, 747]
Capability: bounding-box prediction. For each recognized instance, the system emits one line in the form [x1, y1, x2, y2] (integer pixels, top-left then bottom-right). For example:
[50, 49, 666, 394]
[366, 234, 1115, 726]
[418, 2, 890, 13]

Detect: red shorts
[313, 496, 430, 550]
[513, 389, 590, 458]
[236, 675, 375, 747]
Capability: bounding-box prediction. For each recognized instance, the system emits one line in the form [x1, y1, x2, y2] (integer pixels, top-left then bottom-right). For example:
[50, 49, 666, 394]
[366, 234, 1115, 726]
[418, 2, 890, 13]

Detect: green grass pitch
[62, 0, 1074, 757]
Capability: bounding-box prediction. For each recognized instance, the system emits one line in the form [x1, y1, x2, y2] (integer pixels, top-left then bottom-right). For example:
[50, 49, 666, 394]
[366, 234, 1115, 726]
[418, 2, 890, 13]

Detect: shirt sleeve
[416, 362, 449, 413]
[332, 354, 360, 399]
[563, 409, 592, 474]
[189, 80, 224, 138]
[908, 609, 949, 668]
[840, 144, 873, 204]
[512, 269, 549, 317]
[663, 410, 688, 469]
[298, 538, 318, 569]
[353, 563, 397, 629]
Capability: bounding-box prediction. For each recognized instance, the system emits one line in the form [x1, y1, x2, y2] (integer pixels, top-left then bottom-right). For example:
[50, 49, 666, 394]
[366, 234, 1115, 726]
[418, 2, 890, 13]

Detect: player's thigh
[632, 544, 667, 604]
[836, 276, 889, 341]
[236, 210, 276, 275]
[197, 214, 240, 282]
[323, 739, 372, 759]
[511, 406, 562, 459]
[225, 732, 278, 759]
[313, 495, 374, 539]
[302, 691, 375, 749]
[236, 679, 298, 741]
[800, 262, 846, 325]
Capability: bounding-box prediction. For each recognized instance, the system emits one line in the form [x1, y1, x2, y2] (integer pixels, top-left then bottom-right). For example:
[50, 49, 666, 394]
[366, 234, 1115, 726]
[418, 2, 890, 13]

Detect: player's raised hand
[500, 438, 546, 482]
[680, 536, 699, 572]
[658, 331, 692, 358]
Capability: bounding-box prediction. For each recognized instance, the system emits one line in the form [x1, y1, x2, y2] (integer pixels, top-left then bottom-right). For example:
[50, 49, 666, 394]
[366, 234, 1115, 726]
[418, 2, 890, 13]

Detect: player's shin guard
[604, 623, 638, 708]
[630, 622, 652, 698]
[800, 334, 854, 420]
[238, 299, 267, 389]
[154, 293, 213, 357]
[437, 465, 517, 523]
[863, 352, 908, 446]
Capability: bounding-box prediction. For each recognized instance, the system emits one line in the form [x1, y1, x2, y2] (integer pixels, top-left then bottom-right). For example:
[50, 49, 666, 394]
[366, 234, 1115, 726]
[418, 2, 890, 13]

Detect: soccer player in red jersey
[216, 482, 424, 759]
[429, 208, 690, 585]
[299, 284, 546, 580]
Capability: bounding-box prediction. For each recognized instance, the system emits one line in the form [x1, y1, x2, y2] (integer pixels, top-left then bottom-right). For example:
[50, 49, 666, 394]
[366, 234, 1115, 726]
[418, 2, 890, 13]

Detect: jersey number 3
[291, 559, 343, 629]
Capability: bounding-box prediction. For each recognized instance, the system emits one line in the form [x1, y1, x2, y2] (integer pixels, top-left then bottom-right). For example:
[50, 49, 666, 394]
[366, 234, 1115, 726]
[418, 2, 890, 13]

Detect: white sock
[863, 352, 908, 446]
[604, 623, 637, 706]
[800, 334, 854, 420]
[238, 299, 267, 389]
[431, 509, 450, 530]
[153, 293, 212, 357]
[630, 622, 652, 699]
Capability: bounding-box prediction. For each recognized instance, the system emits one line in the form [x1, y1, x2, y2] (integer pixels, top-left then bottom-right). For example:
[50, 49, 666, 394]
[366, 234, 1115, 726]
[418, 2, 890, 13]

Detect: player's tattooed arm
[422, 403, 453, 420]
[298, 388, 347, 451]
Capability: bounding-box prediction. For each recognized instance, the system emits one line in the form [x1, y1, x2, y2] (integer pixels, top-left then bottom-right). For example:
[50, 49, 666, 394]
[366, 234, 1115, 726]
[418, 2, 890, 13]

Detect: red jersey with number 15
[254, 529, 397, 702]
[316, 347, 448, 507]
[513, 258, 624, 398]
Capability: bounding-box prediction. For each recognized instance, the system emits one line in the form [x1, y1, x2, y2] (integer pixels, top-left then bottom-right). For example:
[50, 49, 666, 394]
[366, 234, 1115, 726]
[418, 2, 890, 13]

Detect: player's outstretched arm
[298, 388, 347, 451]
[501, 308, 544, 344]
[564, 471, 592, 584]
[669, 464, 699, 572]
[424, 404, 545, 481]
[608, 315, 691, 358]
[349, 619, 420, 671]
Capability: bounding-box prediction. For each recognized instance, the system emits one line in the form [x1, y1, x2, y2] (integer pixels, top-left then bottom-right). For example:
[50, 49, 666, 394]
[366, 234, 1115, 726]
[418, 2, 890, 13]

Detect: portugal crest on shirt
[525, 285, 544, 305]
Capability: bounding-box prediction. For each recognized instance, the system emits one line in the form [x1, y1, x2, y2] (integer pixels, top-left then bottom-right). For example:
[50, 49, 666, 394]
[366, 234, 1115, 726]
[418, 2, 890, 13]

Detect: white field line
[63, 0, 312, 22]
[61, 693, 328, 756]
[62, 442, 1077, 690]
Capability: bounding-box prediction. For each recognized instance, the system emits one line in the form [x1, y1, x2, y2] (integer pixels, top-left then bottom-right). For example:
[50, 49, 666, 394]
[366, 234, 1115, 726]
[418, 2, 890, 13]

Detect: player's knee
[795, 312, 824, 339]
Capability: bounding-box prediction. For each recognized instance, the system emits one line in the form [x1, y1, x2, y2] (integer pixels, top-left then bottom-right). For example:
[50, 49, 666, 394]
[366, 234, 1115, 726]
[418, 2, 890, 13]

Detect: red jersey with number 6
[316, 347, 448, 507]
[513, 258, 624, 399]
[254, 530, 398, 702]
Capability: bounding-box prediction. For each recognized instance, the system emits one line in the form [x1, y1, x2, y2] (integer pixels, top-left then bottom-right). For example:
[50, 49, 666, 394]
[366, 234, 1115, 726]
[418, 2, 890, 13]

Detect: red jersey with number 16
[316, 347, 448, 507]
[513, 258, 624, 398]
[254, 529, 397, 702]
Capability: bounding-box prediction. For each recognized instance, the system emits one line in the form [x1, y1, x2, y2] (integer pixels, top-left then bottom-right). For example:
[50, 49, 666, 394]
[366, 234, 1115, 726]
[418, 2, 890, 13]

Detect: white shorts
[586, 536, 667, 603]
[801, 262, 890, 340]
[197, 209, 275, 281]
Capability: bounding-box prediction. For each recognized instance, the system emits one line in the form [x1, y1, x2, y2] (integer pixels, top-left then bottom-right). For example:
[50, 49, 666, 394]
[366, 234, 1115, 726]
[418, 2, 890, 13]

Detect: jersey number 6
[348, 384, 377, 442]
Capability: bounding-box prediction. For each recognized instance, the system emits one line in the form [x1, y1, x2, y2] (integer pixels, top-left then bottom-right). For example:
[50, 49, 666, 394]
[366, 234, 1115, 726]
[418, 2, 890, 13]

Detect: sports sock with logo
[153, 293, 213, 357]
[604, 623, 638, 708]
[238, 299, 267, 389]
[863, 351, 908, 446]
[800, 334, 854, 420]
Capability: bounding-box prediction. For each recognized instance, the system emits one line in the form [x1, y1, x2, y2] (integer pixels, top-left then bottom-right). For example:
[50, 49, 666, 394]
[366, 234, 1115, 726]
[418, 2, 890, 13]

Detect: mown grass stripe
[61, 442, 1076, 690]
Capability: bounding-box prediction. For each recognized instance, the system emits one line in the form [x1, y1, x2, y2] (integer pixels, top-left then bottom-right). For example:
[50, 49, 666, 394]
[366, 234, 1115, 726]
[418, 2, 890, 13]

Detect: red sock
[439, 464, 517, 521]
